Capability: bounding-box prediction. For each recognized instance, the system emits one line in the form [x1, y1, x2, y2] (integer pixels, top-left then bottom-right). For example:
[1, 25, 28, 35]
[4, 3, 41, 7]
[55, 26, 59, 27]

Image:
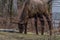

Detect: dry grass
[0, 32, 60, 40]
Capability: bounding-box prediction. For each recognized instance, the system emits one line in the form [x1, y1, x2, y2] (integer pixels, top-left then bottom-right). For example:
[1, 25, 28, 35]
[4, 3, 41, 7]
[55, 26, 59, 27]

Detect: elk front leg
[24, 22, 28, 34]
[34, 14, 38, 35]
[24, 17, 28, 34]
[38, 14, 45, 35]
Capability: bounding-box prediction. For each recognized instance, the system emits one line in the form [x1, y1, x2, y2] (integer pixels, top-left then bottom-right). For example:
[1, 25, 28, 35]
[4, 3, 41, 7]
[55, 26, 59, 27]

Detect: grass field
[0, 32, 60, 40]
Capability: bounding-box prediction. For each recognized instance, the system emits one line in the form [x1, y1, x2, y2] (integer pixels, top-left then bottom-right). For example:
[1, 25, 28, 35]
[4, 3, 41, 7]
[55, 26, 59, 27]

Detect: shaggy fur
[19, 0, 52, 35]
[20, 0, 51, 23]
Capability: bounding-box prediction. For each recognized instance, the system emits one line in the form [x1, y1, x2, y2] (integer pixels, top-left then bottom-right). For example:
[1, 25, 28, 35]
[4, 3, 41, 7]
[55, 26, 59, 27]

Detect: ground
[0, 32, 60, 40]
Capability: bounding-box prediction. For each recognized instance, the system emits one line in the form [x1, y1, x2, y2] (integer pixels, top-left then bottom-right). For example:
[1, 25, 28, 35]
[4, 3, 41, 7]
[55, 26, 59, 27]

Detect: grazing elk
[18, 0, 52, 35]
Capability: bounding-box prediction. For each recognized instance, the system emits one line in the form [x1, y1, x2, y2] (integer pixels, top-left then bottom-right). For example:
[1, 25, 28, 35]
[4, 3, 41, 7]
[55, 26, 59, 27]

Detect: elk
[18, 0, 52, 35]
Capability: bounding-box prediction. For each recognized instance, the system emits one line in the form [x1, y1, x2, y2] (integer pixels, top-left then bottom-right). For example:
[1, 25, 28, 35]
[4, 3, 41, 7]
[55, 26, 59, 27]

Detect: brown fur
[20, 0, 51, 23]
[19, 0, 52, 35]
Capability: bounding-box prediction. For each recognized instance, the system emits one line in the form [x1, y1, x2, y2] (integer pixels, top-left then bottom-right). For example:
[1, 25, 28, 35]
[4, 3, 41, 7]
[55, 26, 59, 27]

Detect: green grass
[0, 32, 60, 40]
